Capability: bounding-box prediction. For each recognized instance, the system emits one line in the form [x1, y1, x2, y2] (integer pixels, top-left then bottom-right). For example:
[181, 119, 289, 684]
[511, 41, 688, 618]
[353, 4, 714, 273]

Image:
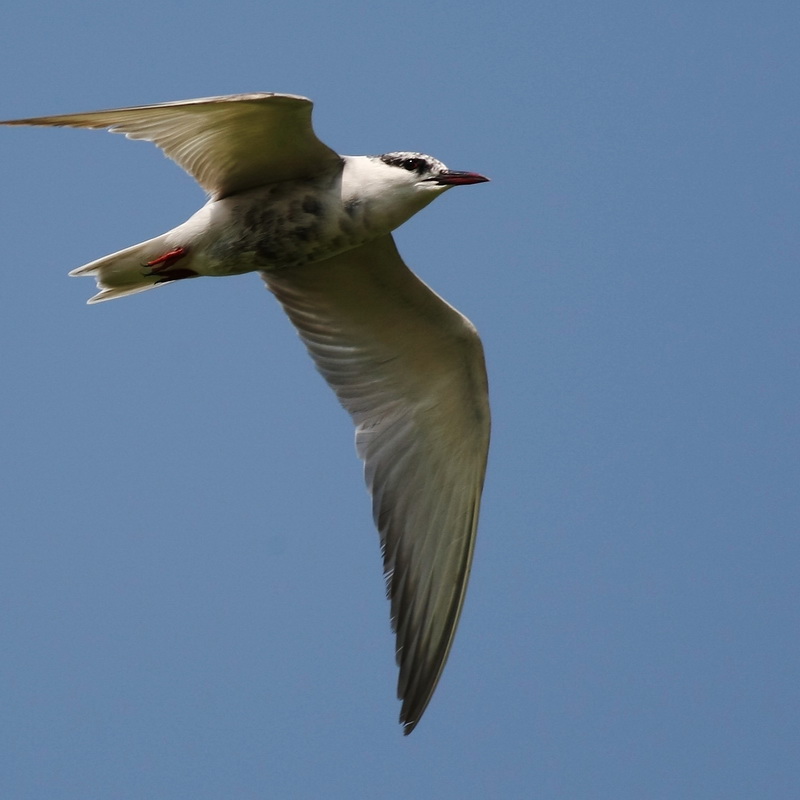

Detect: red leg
[142, 246, 198, 284]
[145, 246, 189, 272]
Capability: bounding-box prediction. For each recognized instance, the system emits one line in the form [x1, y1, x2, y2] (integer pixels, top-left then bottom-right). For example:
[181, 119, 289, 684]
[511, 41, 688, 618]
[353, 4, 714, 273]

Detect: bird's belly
[186, 184, 370, 277]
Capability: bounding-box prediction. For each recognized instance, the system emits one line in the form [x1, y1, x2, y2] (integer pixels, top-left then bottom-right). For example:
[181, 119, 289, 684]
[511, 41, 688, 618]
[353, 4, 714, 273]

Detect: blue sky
[1, 1, 798, 797]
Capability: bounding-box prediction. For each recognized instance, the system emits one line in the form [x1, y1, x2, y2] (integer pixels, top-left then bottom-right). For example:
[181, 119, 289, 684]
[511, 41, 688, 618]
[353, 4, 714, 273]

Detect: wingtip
[400, 703, 423, 735]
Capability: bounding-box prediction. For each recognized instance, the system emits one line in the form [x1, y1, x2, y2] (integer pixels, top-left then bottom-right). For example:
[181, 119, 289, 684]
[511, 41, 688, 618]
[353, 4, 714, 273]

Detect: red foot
[145, 246, 189, 271]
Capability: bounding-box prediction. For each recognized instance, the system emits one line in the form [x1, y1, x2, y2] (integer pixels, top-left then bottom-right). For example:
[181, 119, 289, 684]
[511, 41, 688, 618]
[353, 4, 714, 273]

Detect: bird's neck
[340, 156, 440, 236]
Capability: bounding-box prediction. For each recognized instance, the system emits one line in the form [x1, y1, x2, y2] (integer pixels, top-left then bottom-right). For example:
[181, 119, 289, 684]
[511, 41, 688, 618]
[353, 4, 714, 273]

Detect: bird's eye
[379, 153, 431, 173]
[401, 158, 426, 172]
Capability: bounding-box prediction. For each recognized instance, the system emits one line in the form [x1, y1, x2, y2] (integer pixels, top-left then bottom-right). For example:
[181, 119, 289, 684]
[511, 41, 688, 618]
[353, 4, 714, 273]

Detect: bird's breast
[190, 177, 378, 277]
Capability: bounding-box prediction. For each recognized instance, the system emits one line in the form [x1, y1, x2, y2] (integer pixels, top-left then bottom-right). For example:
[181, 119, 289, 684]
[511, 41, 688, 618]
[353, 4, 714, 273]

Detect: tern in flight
[2, 93, 490, 733]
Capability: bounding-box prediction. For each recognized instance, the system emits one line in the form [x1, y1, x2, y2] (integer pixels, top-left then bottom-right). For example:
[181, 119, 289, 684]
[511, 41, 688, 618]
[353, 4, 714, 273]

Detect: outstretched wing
[263, 234, 490, 734]
[0, 93, 342, 198]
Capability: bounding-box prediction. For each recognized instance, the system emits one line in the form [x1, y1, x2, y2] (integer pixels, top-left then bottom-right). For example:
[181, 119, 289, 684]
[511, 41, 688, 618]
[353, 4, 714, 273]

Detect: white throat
[340, 155, 447, 234]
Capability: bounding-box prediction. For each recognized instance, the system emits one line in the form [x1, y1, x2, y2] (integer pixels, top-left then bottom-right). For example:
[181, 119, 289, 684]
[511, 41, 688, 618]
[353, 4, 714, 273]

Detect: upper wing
[262, 234, 490, 734]
[0, 93, 342, 199]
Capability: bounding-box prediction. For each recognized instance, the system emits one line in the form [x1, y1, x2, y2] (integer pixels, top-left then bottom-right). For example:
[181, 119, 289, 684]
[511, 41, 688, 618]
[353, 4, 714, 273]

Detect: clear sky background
[1, 1, 798, 798]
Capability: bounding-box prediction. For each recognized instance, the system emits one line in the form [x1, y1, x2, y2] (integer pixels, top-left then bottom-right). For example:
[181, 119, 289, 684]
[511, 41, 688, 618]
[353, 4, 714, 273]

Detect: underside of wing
[0, 93, 342, 198]
[262, 234, 490, 733]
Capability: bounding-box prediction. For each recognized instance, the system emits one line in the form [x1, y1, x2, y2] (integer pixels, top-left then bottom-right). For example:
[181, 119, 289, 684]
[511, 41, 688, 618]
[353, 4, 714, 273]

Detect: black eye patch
[400, 158, 426, 172]
[380, 153, 430, 174]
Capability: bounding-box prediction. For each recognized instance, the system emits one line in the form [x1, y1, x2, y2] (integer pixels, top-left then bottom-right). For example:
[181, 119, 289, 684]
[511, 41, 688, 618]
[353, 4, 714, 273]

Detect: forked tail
[70, 235, 196, 303]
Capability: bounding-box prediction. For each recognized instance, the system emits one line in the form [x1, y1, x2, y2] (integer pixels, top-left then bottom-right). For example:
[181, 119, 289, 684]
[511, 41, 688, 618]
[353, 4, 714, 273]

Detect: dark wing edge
[262, 234, 490, 733]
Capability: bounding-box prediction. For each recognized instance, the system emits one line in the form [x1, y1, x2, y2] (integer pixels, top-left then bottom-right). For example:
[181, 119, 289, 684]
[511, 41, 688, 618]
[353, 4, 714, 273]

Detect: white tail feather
[69, 234, 177, 303]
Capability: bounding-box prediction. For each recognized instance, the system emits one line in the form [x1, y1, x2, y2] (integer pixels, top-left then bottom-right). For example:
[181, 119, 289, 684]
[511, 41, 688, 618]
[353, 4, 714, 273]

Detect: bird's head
[378, 152, 489, 191]
[343, 152, 489, 233]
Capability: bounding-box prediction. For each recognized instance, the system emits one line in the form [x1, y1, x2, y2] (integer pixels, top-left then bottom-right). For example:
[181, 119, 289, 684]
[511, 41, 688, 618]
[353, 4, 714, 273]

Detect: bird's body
[1, 93, 490, 734]
[75, 152, 456, 300]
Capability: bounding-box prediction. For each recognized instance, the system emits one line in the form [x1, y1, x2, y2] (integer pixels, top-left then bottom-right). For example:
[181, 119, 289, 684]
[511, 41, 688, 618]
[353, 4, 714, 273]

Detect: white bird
[2, 93, 490, 734]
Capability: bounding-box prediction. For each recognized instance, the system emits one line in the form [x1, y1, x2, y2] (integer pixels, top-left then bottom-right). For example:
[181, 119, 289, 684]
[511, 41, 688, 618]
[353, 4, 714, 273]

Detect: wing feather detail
[262, 234, 490, 733]
[1, 93, 341, 198]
